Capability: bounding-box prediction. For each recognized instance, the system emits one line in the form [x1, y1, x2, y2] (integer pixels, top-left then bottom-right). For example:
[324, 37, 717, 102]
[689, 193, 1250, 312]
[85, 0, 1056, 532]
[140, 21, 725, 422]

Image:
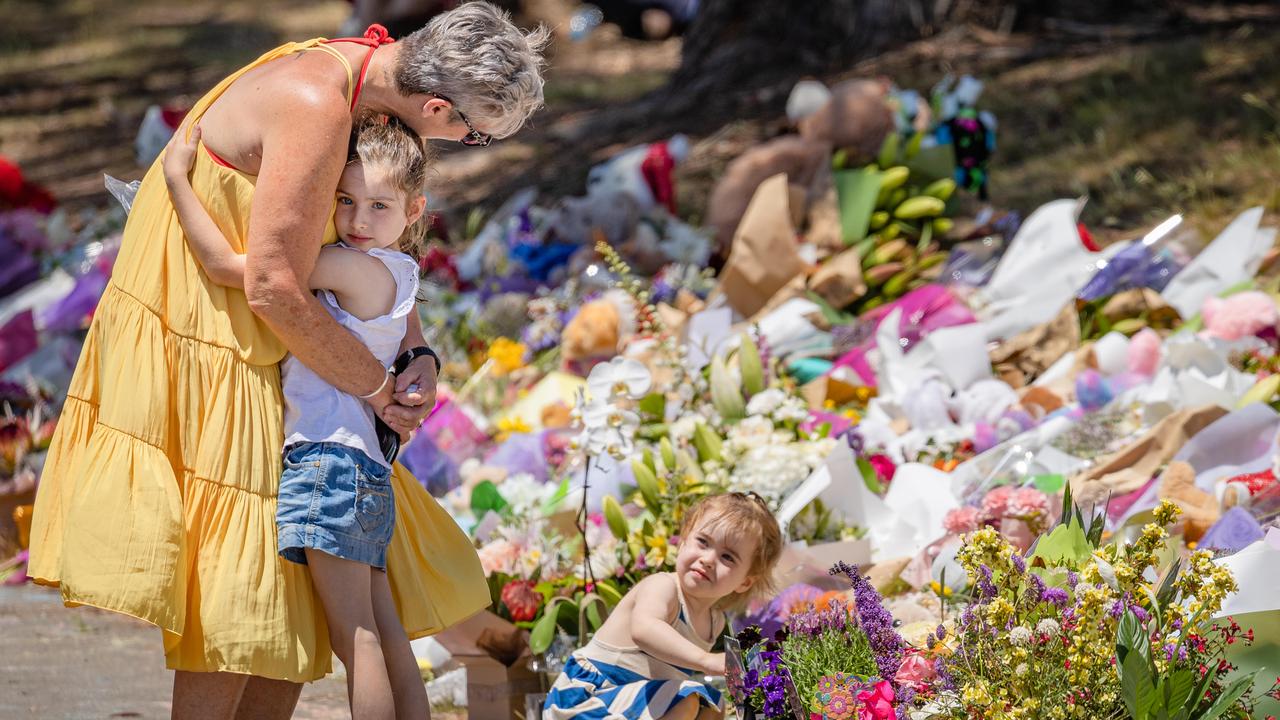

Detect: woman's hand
[163, 125, 201, 184]
[367, 354, 438, 441]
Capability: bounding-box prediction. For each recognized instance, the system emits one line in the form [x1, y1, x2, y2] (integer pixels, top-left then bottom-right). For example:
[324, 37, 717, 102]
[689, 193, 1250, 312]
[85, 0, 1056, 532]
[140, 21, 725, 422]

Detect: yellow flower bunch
[486, 337, 527, 376]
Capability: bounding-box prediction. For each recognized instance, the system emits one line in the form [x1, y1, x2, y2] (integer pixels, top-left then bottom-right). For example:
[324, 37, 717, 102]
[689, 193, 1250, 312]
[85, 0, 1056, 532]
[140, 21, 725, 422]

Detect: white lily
[587, 357, 652, 401]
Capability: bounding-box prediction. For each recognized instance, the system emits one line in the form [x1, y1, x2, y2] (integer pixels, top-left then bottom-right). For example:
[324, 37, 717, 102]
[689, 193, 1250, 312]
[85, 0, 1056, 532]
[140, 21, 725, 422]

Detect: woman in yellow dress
[28, 3, 548, 717]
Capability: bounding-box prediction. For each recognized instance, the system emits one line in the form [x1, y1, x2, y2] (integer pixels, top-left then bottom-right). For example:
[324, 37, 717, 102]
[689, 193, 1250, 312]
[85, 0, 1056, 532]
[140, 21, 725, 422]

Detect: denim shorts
[277, 442, 395, 569]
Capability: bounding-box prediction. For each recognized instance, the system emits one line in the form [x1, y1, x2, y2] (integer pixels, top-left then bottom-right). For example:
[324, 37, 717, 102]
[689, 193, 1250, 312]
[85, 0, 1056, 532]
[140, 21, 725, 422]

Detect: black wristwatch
[394, 345, 441, 375]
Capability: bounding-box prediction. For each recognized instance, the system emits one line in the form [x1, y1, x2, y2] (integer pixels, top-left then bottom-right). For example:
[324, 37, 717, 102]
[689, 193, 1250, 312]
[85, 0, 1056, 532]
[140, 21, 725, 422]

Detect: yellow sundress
[27, 37, 489, 682]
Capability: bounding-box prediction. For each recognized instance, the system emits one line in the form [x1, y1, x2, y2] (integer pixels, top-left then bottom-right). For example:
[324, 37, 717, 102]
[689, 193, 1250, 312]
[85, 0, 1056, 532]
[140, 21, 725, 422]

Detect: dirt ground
[0, 583, 467, 720]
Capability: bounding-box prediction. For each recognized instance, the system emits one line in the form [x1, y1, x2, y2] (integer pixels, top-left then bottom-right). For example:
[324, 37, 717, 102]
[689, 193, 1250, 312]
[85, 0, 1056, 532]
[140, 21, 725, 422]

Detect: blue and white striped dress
[543, 575, 723, 719]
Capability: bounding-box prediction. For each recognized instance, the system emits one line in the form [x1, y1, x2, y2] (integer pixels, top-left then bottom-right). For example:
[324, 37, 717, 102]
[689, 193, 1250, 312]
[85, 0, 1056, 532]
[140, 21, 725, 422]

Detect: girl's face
[674, 517, 758, 604]
[334, 163, 425, 252]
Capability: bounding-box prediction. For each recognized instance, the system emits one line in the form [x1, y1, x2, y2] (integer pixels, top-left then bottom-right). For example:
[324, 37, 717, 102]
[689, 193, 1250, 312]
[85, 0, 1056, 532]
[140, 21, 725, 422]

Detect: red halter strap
[323, 24, 396, 111]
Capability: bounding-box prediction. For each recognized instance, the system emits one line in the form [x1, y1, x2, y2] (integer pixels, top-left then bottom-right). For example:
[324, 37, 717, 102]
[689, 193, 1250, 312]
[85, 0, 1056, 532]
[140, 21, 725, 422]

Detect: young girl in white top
[544, 492, 784, 720]
[163, 115, 430, 720]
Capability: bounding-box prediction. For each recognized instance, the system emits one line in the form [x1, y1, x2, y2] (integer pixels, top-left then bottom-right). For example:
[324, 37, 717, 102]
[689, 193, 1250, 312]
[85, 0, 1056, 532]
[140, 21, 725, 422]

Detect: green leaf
[638, 392, 667, 422]
[585, 600, 604, 631]
[594, 579, 624, 607]
[1116, 610, 1150, 665]
[529, 597, 572, 654]
[738, 333, 765, 398]
[1030, 516, 1093, 568]
[1160, 668, 1195, 719]
[692, 423, 724, 464]
[834, 167, 882, 245]
[709, 355, 746, 420]
[470, 480, 509, 516]
[1155, 558, 1182, 613]
[1121, 644, 1157, 719]
[540, 476, 571, 515]
[1059, 481, 1075, 528]
[602, 495, 629, 540]
[1196, 673, 1258, 720]
[631, 461, 662, 511]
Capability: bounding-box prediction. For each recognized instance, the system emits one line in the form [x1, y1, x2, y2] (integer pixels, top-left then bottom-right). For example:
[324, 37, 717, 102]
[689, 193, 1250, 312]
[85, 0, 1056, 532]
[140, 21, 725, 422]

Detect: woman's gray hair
[393, 1, 549, 140]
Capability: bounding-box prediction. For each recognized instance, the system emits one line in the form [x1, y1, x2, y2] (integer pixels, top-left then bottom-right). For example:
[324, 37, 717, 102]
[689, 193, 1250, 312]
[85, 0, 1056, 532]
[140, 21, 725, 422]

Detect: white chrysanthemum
[1036, 619, 1060, 637]
[745, 388, 787, 416]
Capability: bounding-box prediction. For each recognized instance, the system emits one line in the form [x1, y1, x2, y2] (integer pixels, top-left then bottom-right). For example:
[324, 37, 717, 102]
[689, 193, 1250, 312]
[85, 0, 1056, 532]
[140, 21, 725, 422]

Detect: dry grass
[3, 0, 1279, 241]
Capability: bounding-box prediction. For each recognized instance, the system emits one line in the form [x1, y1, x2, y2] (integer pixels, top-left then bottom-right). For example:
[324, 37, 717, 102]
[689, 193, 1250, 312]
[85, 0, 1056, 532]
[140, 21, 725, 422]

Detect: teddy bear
[1157, 460, 1220, 541]
[560, 290, 637, 369]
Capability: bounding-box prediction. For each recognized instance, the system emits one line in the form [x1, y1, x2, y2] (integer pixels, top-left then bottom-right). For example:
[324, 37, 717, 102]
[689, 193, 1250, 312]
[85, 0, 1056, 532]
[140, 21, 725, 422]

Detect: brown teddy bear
[1157, 460, 1220, 541]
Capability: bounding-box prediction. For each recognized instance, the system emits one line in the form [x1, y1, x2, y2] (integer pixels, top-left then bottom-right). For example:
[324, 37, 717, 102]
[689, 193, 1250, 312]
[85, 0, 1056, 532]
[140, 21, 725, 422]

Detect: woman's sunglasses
[431, 92, 492, 147]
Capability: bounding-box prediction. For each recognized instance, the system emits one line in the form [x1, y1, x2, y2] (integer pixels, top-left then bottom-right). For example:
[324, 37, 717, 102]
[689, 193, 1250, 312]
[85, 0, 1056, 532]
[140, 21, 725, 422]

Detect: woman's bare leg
[306, 549, 396, 720]
[233, 677, 304, 720]
[370, 569, 430, 720]
[172, 670, 248, 720]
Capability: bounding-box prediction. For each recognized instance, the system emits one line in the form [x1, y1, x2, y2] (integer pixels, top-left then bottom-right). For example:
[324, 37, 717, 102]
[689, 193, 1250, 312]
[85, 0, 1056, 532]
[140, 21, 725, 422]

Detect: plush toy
[705, 135, 830, 260]
[1201, 291, 1278, 341]
[1127, 327, 1163, 376]
[1217, 468, 1277, 510]
[796, 78, 895, 157]
[1157, 460, 1220, 541]
[561, 290, 637, 365]
[548, 189, 641, 247]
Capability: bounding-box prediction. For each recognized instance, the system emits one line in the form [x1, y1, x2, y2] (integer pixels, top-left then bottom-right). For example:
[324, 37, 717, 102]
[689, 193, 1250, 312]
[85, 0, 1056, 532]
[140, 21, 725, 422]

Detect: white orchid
[586, 357, 652, 402]
[572, 390, 640, 460]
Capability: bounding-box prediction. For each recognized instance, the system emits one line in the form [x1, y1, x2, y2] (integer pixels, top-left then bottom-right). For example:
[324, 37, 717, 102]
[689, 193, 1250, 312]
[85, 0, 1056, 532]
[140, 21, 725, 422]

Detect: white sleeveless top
[282, 245, 419, 467]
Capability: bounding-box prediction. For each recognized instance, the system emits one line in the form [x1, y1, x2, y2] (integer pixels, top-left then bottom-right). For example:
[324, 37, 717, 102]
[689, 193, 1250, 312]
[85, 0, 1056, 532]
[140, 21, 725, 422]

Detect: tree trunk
[664, 0, 1174, 108]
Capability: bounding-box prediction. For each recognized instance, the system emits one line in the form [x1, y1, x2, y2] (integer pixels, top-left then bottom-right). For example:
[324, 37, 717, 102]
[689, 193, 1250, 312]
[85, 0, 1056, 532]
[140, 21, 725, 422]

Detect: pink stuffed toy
[1126, 327, 1163, 376]
[1201, 291, 1278, 341]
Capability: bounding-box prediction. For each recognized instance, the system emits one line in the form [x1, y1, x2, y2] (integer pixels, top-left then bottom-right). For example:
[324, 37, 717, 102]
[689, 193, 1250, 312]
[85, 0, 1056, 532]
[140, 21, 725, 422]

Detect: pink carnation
[980, 485, 1014, 517]
[1007, 487, 1050, 518]
[943, 506, 983, 534]
[856, 680, 895, 720]
[894, 653, 938, 690]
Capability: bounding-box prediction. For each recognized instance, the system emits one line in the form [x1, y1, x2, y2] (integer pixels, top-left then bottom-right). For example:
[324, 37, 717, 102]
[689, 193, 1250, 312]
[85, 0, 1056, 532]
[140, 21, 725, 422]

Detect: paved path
[1, 583, 351, 719]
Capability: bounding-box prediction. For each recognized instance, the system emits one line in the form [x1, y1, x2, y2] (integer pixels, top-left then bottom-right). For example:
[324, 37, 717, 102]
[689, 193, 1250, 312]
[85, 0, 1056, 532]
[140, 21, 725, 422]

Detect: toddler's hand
[163, 125, 202, 181]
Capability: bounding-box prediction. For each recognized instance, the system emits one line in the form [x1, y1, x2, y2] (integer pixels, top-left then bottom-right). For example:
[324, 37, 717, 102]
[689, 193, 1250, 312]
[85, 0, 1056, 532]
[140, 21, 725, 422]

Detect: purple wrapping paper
[1077, 242, 1184, 301]
[399, 432, 460, 497]
[484, 430, 550, 484]
[0, 310, 38, 372]
[36, 266, 109, 333]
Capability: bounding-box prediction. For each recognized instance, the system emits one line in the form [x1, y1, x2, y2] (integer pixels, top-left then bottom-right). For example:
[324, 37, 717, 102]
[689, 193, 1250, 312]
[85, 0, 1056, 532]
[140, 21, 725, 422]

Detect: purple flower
[1067, 571, 1079, 589]
[935, 624, 947, 641]
[844, 428, 865, 455]
[1011, 554, 1026, 574]
[1040, 587, 1069, 607]
[831, 562, 906, 682]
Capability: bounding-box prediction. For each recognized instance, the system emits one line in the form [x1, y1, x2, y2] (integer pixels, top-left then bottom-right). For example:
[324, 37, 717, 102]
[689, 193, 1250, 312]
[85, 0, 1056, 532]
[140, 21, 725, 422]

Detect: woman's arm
[162, 127, 247, 288]
[242, 87, 406, 425]
[628, 575, 723, 675]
